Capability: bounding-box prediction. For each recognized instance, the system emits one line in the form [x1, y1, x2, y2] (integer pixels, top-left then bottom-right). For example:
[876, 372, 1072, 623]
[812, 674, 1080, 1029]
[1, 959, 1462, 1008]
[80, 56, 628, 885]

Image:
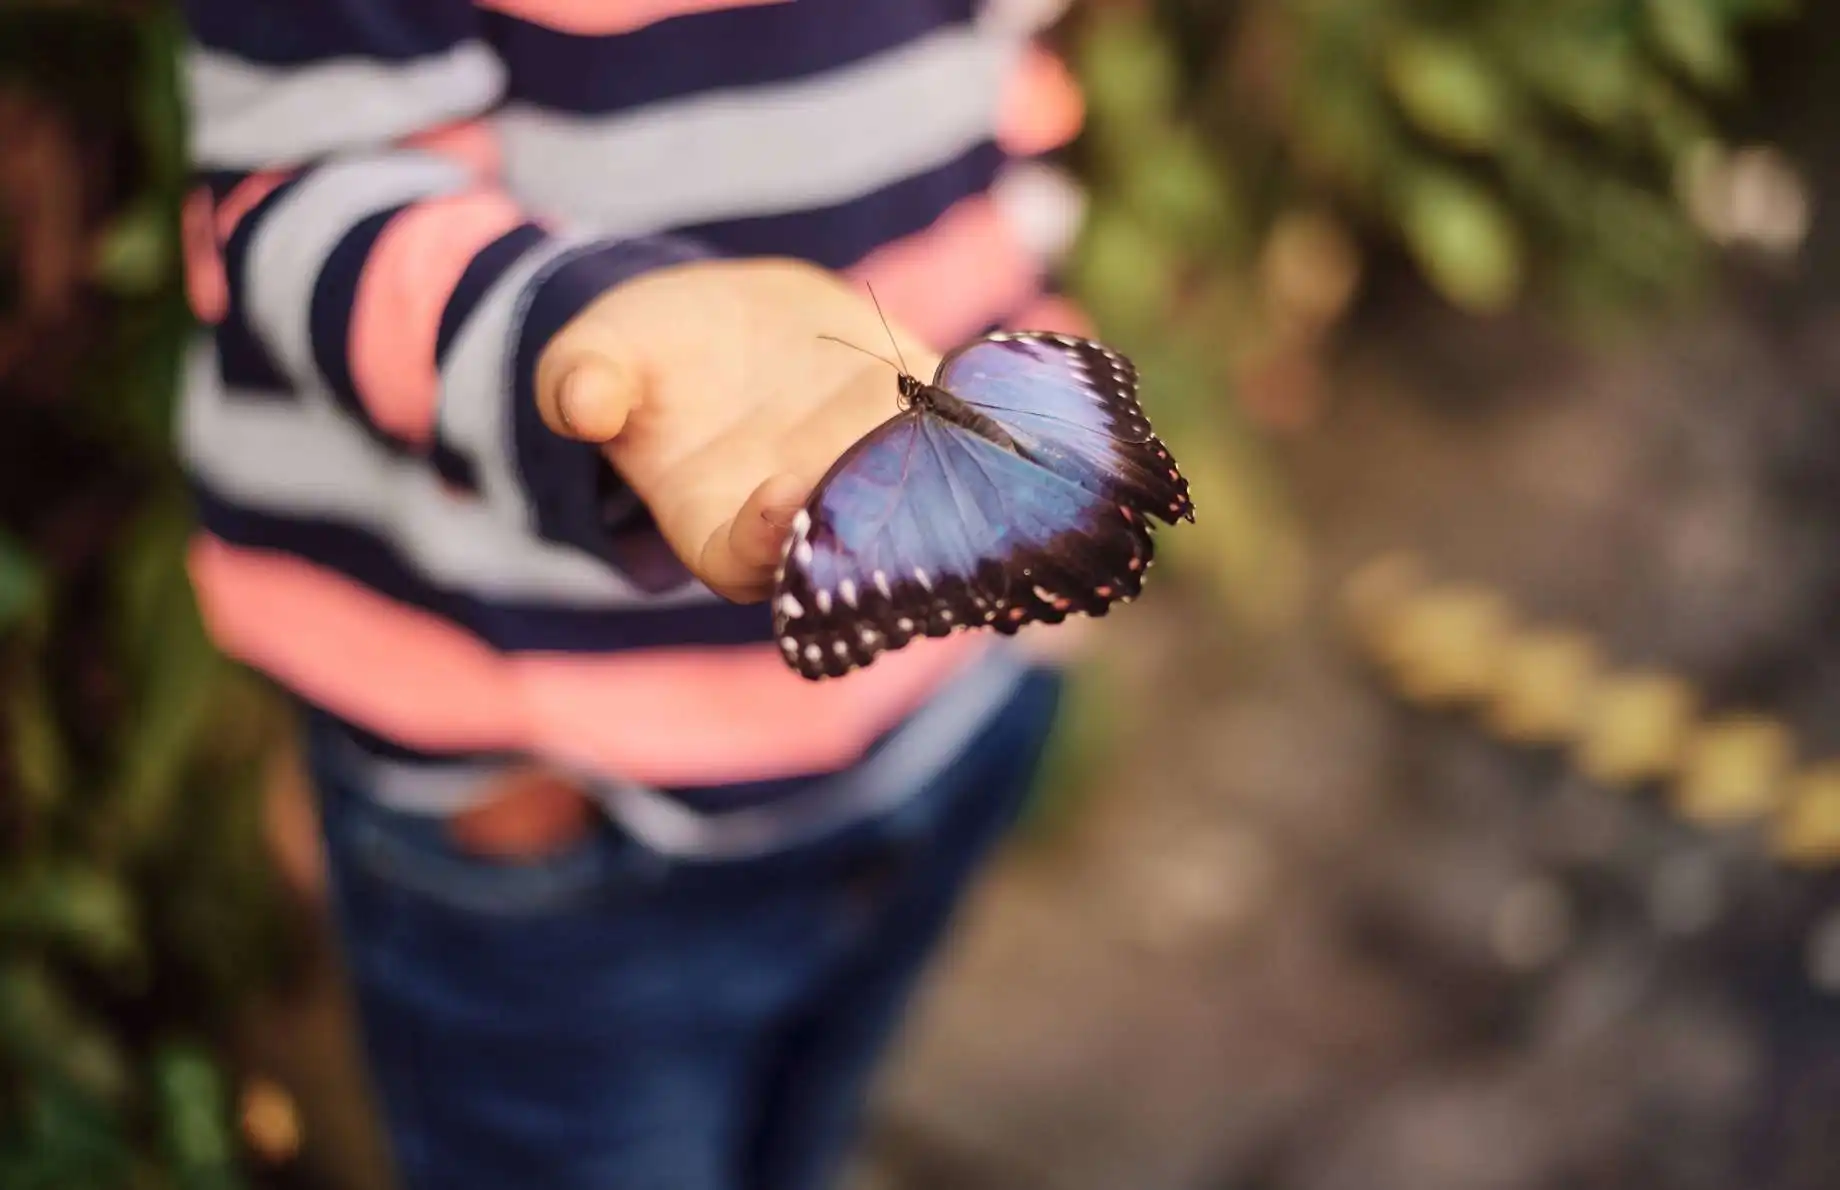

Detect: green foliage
[1075, 0, 1798, 316]
[1055, 0, 1797, 642]
[1, 3, 290, 1188]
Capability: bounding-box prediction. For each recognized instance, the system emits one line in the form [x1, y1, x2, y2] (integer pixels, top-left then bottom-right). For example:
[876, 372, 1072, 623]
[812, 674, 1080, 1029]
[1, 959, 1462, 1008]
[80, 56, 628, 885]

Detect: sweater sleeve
[179, 0, 707, 560]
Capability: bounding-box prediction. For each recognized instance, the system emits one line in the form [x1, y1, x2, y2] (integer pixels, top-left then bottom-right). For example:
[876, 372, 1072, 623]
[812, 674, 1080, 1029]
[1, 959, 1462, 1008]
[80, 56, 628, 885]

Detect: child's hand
[535, 259, 940, 603]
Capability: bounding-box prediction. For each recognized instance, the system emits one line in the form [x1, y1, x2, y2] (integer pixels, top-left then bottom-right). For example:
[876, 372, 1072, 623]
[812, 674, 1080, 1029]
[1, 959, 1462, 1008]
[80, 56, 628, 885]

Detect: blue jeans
[306, 668, 1062, 1190]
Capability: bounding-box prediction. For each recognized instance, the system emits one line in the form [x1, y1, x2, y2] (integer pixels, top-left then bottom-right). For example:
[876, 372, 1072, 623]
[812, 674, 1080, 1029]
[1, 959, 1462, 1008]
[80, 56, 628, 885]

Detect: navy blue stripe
[311, 204, 410, 442]
[197, 170, 248, 204]
[218, 172, 309, 394]
[216, 316, 293, 395]
[191, 483, 775, 652]
[302, 702, 896, 811]
[511, 236, 711, 559]
[304, 702, 522, 767]
[435, 221, 548, 365]
[428, 437, 481, 494]
[683, 139, 1002, 269]
[183, 0, 475, 65]
[485, 0, 975, 115]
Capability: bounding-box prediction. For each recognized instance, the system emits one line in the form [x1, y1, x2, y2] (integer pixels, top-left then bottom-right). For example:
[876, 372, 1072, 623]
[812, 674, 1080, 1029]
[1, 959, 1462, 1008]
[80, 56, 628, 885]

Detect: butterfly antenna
[863, 282, 912, 376]
[816, 334, 902, 373]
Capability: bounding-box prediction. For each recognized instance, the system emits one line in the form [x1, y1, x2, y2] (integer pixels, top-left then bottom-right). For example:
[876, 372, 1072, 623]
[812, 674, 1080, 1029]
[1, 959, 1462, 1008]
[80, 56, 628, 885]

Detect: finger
[536, 350, 641, 442]
[698, 472, 812, 602]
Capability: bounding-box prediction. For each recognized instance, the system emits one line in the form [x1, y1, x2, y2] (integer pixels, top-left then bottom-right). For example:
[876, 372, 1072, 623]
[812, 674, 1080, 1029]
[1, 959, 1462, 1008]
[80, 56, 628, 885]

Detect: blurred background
[6, 0, 1840, 1187]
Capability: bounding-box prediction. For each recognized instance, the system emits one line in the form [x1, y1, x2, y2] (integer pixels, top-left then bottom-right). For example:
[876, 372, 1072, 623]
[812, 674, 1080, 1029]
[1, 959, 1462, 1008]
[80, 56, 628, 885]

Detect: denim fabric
[305, 668, 1063, 1190]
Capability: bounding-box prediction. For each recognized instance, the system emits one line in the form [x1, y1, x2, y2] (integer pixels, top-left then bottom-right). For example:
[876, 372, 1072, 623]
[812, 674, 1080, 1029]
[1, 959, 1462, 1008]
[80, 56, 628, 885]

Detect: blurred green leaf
[1293, 75, 1397, 194]
[1124, 128, 1233, 243]
[6, 659, 70, 816]
[0, 864, 142, 976]
[1503, 22, 1641, 129]
[1397, 168, 1524, 312]
[1022, 657, 1123, 841]
[0, 962, 130, 1104]
[154, 1044, 245, 1190]
[92, 201, 173, 296]
[1385, 32, 1515, 151]
[1070, 208, 1182, 338]
[133, 5, 188, 194]
[1078, 8, 1179, 135]
[1155, 417, 1309, 633]
[0, 1078, 133, 1190]
[0, 532, 45, 631]
[107, 554, 226, 856]
[1646, 0, 1740, 88]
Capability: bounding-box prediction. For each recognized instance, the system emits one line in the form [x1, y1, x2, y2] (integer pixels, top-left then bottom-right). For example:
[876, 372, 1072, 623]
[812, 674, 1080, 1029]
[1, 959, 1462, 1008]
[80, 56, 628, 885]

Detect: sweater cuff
[510, 235, 711, 573]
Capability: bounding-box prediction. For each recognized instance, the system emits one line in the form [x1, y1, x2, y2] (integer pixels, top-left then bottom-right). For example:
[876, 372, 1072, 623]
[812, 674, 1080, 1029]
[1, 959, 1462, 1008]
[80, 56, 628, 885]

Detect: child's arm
[183, 0, 935, 601]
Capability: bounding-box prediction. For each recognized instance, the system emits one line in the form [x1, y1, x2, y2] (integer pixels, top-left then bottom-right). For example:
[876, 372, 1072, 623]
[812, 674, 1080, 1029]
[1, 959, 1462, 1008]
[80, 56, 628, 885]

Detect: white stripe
[435, 235, 592, 537]
[977, 0, 1075, 36]
[186, 41, 505, 169]
[991, 159, 1087, 264]
[243, 153, 472, 387]
[179, 340, 722, 608]
[494, 25, 1016, 234]
[593, 644, 1024, 858]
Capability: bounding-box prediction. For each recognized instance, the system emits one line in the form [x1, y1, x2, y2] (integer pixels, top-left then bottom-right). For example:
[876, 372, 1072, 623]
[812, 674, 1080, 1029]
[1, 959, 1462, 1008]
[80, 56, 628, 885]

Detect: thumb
[536, 349, 642, 443]
[697, 473, 812, 602]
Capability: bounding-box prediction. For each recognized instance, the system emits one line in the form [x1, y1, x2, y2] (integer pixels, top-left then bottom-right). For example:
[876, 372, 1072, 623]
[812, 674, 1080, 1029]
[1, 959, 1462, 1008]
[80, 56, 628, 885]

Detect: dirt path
[859, 287, 1840, 1190]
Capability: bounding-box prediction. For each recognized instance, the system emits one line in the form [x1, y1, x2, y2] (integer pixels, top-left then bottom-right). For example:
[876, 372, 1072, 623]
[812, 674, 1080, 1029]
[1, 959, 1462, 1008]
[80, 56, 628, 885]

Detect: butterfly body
[896, 373, 1021, 454]
[774, 331, 1193, 681]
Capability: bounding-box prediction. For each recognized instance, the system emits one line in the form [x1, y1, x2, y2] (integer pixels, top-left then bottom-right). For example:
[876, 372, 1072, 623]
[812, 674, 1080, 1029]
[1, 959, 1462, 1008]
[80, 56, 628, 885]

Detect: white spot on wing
[816, 589, 833, 615]
[778, 594, 804, 619]
[795, 539, 814, 566]
[839, 579, 858, 608]
[792, 509, 811, 535]
[913, 567, 933, 591]
[804, 644, 821, 663]
[874, 570, 892, 599]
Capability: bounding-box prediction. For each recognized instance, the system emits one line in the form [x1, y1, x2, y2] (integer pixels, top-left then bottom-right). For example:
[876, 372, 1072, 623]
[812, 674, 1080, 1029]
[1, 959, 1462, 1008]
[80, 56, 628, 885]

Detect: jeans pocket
[317, 769, 660, 919]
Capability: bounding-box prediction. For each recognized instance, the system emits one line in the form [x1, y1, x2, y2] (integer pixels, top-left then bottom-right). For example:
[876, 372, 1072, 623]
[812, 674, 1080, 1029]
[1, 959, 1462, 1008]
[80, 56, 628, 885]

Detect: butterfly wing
[937, 332, 1194, 526]
[773, 410, 1152, 680]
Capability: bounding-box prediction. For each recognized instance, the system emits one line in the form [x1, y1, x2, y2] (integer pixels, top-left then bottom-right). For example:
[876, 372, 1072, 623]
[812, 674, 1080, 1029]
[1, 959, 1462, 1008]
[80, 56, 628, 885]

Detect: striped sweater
[177, 0, 1090, 845]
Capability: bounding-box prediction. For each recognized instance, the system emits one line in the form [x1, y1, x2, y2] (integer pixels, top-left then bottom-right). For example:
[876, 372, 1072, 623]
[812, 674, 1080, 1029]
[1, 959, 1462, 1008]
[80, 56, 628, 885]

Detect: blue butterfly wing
[936, 332, 1194, 526]
[772, 411, 1152, 679]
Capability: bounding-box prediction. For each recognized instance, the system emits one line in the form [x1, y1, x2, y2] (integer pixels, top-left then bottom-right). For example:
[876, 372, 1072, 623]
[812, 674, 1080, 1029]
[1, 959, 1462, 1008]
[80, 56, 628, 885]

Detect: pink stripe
[513, 640, 982, 786]
[349, 192, 526, 444]
[183, 188, 228, 325]
[402, 119, 503, 180]
[213, 171, 289, 242]
[189, 535, 522, 748]
[472, 0, 787, 35]
[1010, 294, 1095, 337]
[848, 192, 1041, 349]
[998, 46, 1085, 158]
[188, 535, 985, 786]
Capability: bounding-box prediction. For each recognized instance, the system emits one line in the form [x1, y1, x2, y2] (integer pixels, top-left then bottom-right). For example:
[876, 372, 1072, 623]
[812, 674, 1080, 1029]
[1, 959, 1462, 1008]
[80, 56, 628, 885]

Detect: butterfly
[772, 315, 1195, 681]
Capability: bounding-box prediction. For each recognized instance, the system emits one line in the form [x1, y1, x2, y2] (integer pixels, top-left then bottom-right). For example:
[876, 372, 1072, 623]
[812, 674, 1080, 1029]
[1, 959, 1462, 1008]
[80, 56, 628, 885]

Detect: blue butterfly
[772, 327, 1195, 680]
